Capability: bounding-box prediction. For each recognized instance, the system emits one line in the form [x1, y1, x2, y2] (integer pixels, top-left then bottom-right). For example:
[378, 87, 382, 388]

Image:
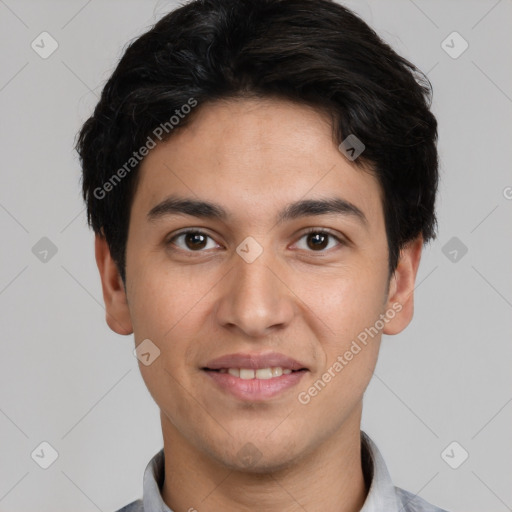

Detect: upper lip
[203, 352, 308, 371]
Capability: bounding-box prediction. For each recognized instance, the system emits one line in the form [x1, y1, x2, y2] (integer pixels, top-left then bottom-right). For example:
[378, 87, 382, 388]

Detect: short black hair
[76, 0, 438, 284]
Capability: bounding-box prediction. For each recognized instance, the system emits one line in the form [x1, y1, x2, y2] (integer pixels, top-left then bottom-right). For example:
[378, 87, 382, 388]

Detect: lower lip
[203, 370, 307, 401]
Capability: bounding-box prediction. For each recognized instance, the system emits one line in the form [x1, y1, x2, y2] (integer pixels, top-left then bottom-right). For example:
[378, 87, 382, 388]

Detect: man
[76, 0, 448, 510]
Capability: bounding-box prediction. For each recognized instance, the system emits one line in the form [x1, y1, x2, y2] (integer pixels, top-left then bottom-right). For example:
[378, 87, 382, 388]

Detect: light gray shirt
[116, 431, 449, 512]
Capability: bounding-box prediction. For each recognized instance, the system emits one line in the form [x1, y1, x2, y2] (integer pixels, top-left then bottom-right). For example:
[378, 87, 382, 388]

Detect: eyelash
[166, 227, 346, 255]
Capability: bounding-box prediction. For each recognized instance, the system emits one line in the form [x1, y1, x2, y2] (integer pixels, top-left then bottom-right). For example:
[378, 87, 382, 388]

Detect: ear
[382, 235, 423, 335]
[95, 233, 133, 335]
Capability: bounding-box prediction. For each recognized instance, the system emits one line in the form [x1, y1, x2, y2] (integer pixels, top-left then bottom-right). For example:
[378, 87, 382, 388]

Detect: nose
[214, 246, 295, 338]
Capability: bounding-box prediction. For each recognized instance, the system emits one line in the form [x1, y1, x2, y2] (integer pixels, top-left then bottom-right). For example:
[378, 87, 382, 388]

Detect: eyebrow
[147, 195, 368, 227]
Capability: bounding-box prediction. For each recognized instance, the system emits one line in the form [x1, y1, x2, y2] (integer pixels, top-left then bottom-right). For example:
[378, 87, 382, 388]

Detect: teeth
[220, 367, 294, 379]
[240, 369, 255, 379]
[256, 368, 273, 379]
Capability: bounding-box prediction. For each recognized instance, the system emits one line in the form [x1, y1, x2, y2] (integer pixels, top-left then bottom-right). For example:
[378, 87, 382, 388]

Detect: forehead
[133, 97, 383, 228]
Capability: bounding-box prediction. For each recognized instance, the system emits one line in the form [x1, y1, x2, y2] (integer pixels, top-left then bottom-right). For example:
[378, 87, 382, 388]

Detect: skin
[95, 97, 423, 512]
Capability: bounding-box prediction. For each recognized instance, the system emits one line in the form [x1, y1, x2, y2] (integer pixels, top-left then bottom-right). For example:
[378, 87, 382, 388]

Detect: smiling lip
[202, 352, 309, 401]
[204, 370, 307, 401]
[203, 352, 308, 371]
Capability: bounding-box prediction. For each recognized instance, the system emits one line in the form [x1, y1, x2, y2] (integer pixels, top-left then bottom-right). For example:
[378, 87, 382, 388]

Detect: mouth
[202, 365, 308, 401]
[201, 351, 309, 401]
[202, 367, 308, 379]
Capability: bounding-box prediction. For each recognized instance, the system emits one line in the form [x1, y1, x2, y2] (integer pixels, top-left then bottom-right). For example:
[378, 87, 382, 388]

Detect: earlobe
[382, 235, 423, 336]
[94, 234, 133, 335]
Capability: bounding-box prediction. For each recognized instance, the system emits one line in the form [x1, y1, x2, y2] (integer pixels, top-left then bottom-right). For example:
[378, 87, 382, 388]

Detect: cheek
[296, 271, 385, 415]
[302, 264, 388, 345]
[127, 268, 217, 397]
[127, 260, 209, 338]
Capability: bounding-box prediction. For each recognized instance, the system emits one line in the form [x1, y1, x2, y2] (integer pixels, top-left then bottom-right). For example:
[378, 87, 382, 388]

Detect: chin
[227, 454, 296, 475]
[214, 436, 303, 474]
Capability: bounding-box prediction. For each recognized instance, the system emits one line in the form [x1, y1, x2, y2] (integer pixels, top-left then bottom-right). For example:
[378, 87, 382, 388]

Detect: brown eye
[184, 232, 207, 250]
[306, 232, 329, 250]
[295, 229, 344, 252]
[168, 230, 218, 252]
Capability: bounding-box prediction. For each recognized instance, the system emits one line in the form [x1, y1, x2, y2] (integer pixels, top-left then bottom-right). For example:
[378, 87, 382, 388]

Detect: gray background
[1, 0, 511, 511]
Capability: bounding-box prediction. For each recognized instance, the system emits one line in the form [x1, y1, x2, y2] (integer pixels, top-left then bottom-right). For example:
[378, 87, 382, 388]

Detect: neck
[160, 407, 368, 512]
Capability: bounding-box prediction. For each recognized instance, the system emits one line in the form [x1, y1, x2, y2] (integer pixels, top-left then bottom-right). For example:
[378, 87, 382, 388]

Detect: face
[96, 97, 422, 472]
